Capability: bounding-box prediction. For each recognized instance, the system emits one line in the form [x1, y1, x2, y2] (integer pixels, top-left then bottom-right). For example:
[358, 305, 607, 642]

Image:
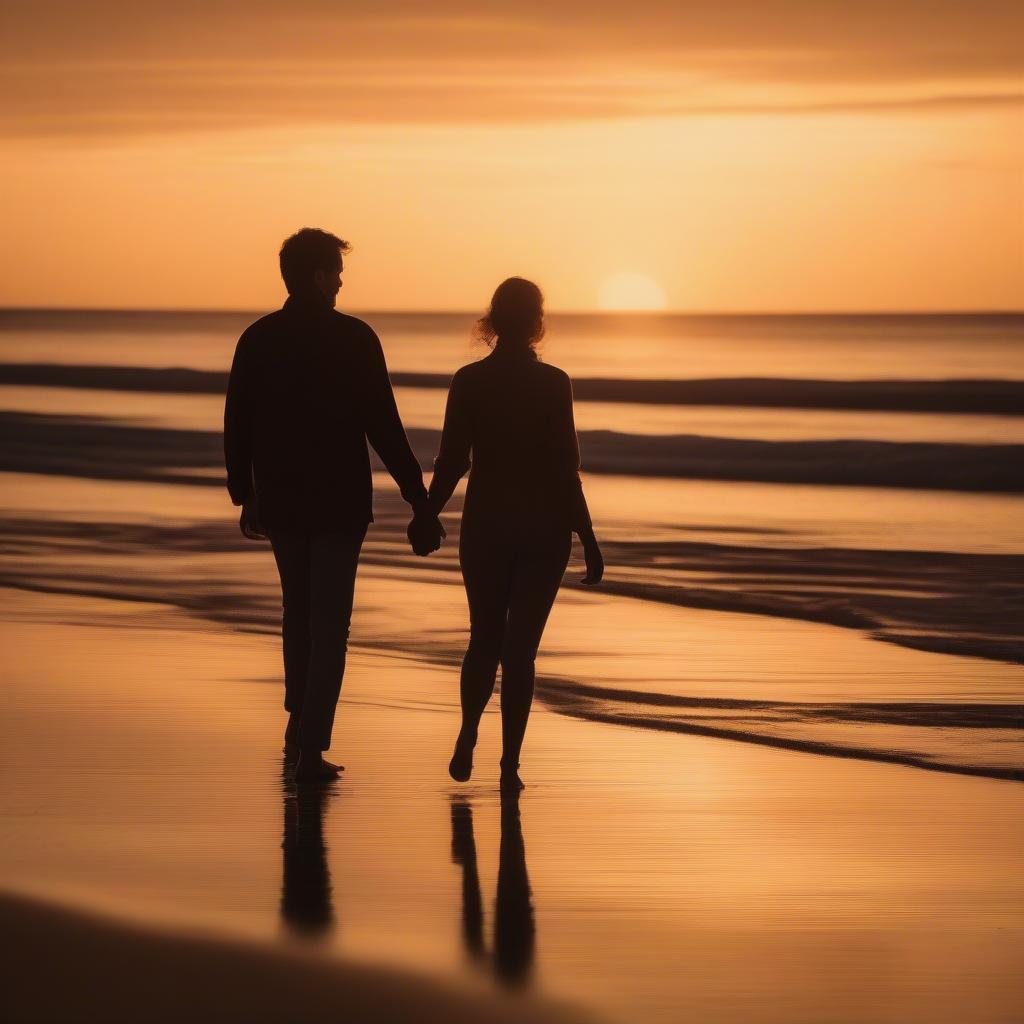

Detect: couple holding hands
[225, 228, 603, 789]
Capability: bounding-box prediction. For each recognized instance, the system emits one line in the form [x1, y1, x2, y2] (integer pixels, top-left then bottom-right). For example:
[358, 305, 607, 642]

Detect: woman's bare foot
[499, 766, 525, 796]
[448, 730, 476, 782]
[295, 751, 344, 782]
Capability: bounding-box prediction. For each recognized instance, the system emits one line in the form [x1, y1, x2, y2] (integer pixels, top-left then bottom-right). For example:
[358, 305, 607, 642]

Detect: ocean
[1, 308, 1022, 779]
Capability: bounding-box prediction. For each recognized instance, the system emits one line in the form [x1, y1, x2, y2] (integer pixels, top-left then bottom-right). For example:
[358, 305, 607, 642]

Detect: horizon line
[0, 305, 1021, 319]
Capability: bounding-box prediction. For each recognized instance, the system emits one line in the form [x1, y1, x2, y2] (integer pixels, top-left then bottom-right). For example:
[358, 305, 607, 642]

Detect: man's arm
[361, 325, 430, 511]
[224, 330, 254, 506]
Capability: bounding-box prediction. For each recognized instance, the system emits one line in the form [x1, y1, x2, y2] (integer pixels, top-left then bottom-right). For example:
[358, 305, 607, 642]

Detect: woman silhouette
[425, 278, 603, 793]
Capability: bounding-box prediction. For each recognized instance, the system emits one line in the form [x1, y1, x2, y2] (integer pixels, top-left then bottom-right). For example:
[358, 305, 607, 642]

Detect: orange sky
[1, 1, 1021, 312]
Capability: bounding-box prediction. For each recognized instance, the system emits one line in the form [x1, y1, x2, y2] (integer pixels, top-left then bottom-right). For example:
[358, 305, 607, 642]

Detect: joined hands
[408, 504, 446, 556]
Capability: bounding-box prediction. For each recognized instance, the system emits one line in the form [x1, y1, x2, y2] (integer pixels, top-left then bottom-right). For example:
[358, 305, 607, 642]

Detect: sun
[597, 272, 668, 311]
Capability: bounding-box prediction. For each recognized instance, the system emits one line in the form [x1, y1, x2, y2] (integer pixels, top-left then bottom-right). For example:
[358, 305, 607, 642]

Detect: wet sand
[2, 586, 1023, 1024]
[1, 893, 591, 1024]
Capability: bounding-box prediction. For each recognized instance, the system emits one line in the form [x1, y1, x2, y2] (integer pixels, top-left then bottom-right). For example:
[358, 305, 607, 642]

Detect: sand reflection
[281, 770, 337, 941]
[450, 796, 535, 988]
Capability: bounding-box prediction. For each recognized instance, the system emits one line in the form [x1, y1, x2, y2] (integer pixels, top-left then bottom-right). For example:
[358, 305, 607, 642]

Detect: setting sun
[598, 272, 669, 312]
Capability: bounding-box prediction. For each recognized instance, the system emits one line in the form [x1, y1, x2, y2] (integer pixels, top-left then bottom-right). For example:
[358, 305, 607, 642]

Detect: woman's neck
[492, 337, 537, 358]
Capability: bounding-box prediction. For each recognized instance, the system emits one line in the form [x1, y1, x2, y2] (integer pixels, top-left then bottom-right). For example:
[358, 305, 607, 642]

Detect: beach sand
[2, 584, 1023, 1024]
[1, 891, 592, 1024]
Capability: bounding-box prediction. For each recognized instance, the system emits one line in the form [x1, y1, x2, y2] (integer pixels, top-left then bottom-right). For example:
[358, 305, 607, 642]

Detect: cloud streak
[1, 1, 1022, 138]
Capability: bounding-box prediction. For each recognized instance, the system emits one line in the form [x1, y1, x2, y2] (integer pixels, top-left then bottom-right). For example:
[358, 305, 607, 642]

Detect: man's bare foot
[284, 742, 341, 766]
[284, 712, 300, 747]
[283, 743, 344, 771]
[295, 751, 344, 782]
[448, 731, 476, 782]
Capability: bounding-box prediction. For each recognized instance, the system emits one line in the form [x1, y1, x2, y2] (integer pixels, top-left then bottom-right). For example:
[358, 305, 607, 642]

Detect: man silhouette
[224, 228, 443, 781]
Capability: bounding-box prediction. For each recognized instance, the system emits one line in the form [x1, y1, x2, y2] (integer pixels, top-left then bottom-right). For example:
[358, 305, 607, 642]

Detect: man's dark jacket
[224, 291, 427, 532]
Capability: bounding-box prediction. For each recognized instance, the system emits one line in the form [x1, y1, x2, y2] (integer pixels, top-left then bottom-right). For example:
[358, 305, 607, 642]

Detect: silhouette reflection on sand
[281, 766, 337, 940]
[450, 796, 536, 988]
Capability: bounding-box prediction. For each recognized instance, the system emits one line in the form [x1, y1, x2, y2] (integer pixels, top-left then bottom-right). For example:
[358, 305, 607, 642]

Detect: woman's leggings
[457, 527, 572, 768]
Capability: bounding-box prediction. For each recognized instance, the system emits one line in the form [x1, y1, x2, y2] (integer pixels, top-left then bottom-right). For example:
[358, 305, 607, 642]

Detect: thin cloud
[1, 2, 1021, 138]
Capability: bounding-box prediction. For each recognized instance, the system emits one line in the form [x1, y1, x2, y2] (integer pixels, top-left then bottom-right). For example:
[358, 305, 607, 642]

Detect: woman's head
[475, 277, 545, 351]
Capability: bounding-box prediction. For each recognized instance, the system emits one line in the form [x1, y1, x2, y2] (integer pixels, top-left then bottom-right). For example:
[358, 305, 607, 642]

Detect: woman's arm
[427, 371, 472, 515]
[560, 373, 603, 585]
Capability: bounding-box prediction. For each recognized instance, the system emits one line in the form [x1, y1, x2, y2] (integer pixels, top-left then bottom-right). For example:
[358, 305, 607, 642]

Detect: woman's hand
[579, 531, 604, 586]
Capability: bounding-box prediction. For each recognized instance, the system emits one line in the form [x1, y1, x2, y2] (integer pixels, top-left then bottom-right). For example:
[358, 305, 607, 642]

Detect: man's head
[279, 228, 351, 306]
